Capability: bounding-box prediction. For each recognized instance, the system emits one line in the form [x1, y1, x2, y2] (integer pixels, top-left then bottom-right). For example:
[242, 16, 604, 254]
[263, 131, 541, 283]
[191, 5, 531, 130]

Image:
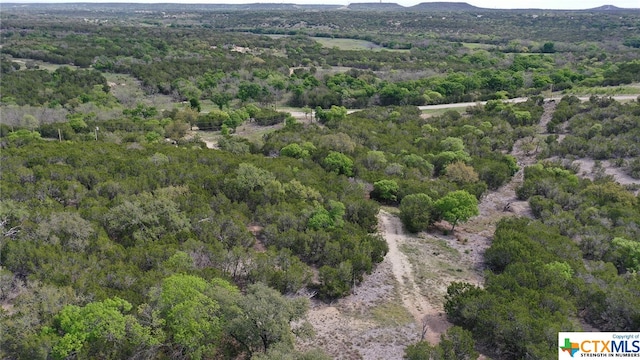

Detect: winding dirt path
[455, 100, 557, 263]
[378, 211, 447, 345]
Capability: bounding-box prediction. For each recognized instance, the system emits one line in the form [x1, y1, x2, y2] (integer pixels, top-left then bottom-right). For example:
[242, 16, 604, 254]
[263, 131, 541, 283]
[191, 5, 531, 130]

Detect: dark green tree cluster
[1, 66, 110, 106]
[0, 136, 386, 357]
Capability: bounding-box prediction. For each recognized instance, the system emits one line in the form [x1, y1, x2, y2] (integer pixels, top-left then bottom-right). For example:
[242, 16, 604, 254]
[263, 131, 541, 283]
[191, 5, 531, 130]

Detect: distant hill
[409, 2, 481, 11]
[587, 5, 624, 10]
[346, 2, 405, 11]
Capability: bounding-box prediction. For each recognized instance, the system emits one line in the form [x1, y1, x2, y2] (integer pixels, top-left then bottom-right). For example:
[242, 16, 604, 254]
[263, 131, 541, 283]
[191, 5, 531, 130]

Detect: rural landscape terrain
[1, 2, 639, 359]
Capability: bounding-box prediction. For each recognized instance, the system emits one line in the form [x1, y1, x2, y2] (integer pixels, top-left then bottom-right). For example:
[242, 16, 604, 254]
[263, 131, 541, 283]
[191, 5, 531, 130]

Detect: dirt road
[378, 211, 449, 345]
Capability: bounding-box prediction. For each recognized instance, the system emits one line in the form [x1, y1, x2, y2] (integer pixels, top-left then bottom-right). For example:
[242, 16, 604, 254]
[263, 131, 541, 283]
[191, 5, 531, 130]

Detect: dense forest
[1, 3, 639, 360]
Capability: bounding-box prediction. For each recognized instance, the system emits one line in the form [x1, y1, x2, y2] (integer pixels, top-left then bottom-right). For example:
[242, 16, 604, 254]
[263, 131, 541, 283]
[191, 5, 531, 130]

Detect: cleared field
[564, 83, 640, 96]
[312, 37, 410, 52]
[461, 42, 495, 50]
[420, 107, 463, 118]
[10, 58, 78, 71]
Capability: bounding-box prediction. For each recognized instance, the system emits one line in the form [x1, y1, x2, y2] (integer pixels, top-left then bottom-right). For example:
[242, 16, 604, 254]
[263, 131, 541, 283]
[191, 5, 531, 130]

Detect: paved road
[417, 94, 639, 111]
[289, 94, 639, 118]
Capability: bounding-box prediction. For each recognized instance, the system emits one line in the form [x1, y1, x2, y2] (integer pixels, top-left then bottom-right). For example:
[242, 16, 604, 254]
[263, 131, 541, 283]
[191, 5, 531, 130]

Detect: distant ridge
[587, 4, 624, 10]
[409, 2, 481, 11]
[346, 2, 405, 11]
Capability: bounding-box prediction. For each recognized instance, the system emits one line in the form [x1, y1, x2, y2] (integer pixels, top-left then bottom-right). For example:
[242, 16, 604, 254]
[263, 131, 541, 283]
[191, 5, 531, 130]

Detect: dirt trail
[454, 100, 556, 275]
[379, 212, 448, 344]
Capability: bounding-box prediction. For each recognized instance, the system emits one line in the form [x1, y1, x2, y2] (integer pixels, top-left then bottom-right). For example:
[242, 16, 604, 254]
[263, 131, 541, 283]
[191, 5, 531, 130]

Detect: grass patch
[564, 85, 640, 96]
[461, 42, 495, 50]
[191, 130, 220, 147]
[380, 206, 401, 215]
[421, 107, 464, 118]
[370, 302, 414, 327]
[12, 58, 78, 71]
[235, 121, 284, 145]
[311, 37, 409, 52]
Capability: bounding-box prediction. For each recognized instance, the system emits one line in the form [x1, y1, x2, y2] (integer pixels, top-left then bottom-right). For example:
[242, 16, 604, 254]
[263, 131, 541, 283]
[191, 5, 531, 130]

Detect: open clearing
[264, 33, 408, 52]
[311, 37, 410, 52]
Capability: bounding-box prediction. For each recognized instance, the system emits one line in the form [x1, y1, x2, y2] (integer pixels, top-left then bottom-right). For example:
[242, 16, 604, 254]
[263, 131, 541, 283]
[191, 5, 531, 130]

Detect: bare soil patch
[570, 158, 640, 189]
[298, 210, 491, 359]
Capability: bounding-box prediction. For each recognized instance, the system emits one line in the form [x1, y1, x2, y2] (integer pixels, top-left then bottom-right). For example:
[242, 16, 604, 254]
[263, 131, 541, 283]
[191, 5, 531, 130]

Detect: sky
[5, 0, 640, 9]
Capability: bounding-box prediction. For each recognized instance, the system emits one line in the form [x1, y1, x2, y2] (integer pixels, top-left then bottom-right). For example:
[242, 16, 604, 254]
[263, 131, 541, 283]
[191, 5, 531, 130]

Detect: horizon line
[2, 1, 639, 10]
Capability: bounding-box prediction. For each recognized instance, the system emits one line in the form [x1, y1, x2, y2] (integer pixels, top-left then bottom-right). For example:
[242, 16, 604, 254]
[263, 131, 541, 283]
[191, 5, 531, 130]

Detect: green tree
[165, 120, 190, 139]
[444, 162, 479, 184]
[104, 192, 190, 246]
[196, 109, 230, 131]
[443, 282, 484, 327]
[372, 179, 399, 202]
[323, 151, 354, 176]
[67, 115, 88, 133]
[248, 248, 312, 294]
[7, 129, 42, 145]
[163, 251, 195, 274]
[540, 42, 556, 53]
[189, 97, 201, 112]
[49, 297, 159, 360]
[280, 143, 310, 159]
[20, 114, 39, 130]
[438, 326, 479, 360]
[302, 106, 312, 120]
[36, 212, 94, 252]
[228, 283, 310, 355]
[156, 274, 227, 359]
[363, 150, 388, 171]
[234, 163, 276, 193]
[145, 131, 162, 143]
[399, 193, 434, 233]
[212, 92, 232, 110]
[238, 82, 262, 103]
[405, 340, 443, 360]
[434, 190, 479, 232]
[307, 201, 345, 230]
[609, 237, 640, 273]
[404, 326, 478, 360]
[318, 261, 353, 299]
[253, 342, 331, 360]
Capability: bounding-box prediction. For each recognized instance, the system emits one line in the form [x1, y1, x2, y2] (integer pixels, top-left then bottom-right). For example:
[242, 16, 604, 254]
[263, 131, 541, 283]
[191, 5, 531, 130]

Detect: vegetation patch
[370, 302, 414, 327]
